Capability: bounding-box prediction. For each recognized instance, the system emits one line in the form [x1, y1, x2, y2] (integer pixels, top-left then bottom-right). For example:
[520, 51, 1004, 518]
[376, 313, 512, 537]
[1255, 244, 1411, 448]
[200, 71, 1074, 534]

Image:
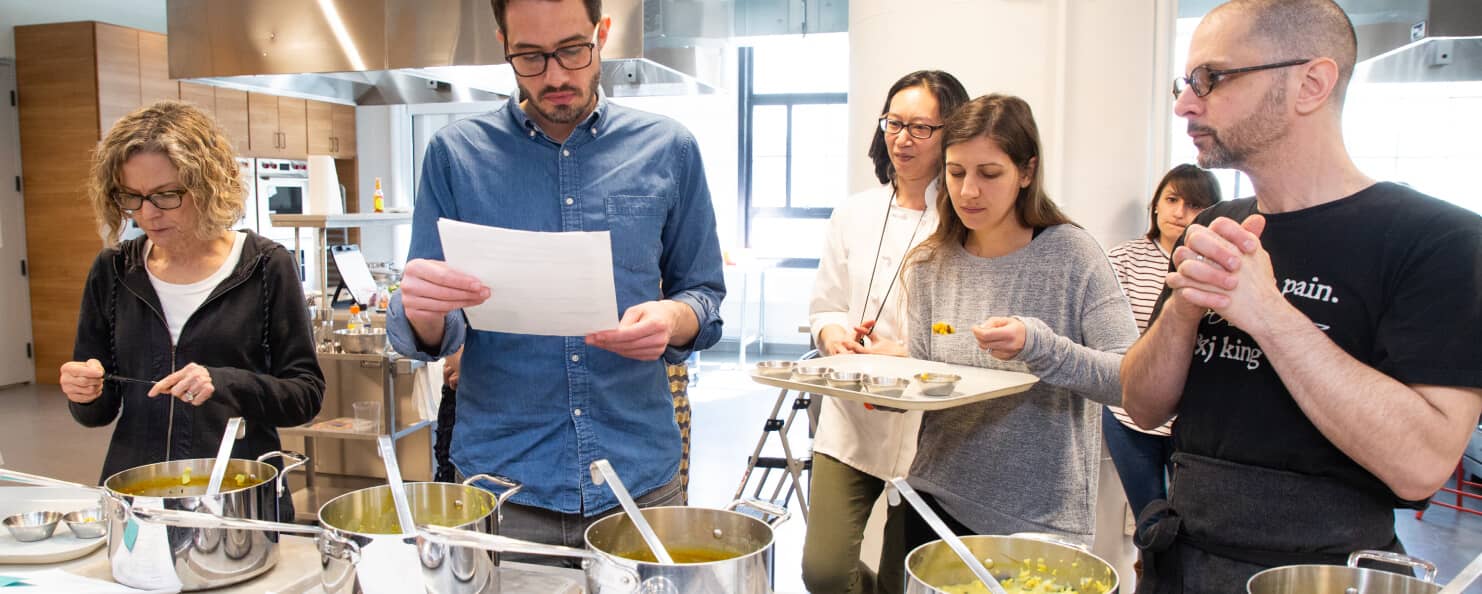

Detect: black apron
[1134, 452, 1408, 594]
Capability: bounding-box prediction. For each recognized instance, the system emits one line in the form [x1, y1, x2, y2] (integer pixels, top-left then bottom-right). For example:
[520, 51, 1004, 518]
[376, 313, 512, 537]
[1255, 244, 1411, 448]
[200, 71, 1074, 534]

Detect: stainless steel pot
[103, 451, 306, 591]
[904, 533, 1120, 594]
[132, 473, 519, 594]
[422, 498, 791, 594]
[1247, 550, 1440, 594]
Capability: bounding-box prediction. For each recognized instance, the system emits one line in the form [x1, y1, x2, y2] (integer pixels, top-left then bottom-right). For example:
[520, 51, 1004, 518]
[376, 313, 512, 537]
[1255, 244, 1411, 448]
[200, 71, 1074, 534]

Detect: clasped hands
[401, 259, 679, 361]
[1164, 214, 1286, 332]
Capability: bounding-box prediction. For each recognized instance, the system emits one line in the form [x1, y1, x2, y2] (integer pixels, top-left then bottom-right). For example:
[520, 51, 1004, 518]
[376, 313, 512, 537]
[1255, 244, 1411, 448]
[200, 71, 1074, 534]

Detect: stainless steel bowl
[63, 508, 108, 539]
[334, 328, 386, 354]
[863, 375, 909, 397]
[914, 373, 961, 397]
[825, 370, 865, 390]
[754, 360, 796, 378]
[792, 365, 832, 383]
[4, 511, 61, 542]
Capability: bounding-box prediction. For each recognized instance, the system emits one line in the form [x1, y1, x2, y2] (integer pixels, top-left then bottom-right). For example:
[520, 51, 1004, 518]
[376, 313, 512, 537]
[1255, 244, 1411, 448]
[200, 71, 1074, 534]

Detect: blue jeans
[1102, 407, 1174, 518]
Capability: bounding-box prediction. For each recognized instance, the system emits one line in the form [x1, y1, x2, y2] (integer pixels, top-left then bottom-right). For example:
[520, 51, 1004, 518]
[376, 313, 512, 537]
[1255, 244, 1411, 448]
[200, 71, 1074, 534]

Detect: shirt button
[562, 149, 571, 157]
[591, 127, 598, 135]
[571, 354, 580, 362]
[573, 408, 583, 417]
[565, 197, 574, 205]
[528, 130, 536, 138]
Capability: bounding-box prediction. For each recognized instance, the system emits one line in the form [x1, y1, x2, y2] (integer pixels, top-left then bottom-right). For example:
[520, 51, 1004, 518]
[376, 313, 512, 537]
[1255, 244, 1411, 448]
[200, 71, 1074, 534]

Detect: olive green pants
[802, 453, 908, 594]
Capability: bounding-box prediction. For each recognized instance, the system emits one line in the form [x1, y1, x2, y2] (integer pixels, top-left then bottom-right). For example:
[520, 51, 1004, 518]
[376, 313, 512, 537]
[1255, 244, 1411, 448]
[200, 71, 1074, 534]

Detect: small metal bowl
[791, 365, 832, 384]
[754, 360, 796, 378]
[4, 511, 61, 542]
[825, 370, 864, 390]
[863, 375, 910, 397]
[62, 508, 107, 539]
[914, 372, 962, 397]
[334, 328, 387, 354]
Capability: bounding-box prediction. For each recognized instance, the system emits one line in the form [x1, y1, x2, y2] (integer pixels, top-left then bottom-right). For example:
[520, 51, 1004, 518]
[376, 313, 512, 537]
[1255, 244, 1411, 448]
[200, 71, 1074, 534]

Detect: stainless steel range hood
[166, 0, 722, 105]
[1350, 0, 1482, 83]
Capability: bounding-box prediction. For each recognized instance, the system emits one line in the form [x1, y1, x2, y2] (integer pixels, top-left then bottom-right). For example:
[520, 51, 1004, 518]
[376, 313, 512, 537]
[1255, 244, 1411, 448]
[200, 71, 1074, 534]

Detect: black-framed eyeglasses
[505, 27, 599, 77]
[1172, 59, 1311, 99]
[113, 189, 186, 211]
[879, 117, 945, 140]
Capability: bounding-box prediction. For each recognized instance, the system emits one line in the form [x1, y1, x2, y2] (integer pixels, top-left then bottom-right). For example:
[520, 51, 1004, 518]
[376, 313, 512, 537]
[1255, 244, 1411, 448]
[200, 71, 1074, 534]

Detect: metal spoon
[1439, 550, 1482, 594]
[205, 417, 244, 498]
[887, 477, 1007, 594]
[589, 459, 673, 564]
[378, 435, 416, 537]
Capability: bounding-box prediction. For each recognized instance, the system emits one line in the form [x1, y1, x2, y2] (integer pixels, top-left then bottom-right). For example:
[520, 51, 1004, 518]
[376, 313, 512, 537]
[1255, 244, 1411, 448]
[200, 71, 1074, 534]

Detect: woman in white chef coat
[803, 70, 969, 594]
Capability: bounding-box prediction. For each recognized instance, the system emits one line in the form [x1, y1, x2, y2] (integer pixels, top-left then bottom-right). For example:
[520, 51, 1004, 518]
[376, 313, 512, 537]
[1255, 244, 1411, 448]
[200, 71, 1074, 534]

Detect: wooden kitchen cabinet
[248, 92, 308, 159]
[139, 32, 177, 107]
[180, 83, 250, 155]
[16, 21, 359, 383]
[307, 100, 357, 158]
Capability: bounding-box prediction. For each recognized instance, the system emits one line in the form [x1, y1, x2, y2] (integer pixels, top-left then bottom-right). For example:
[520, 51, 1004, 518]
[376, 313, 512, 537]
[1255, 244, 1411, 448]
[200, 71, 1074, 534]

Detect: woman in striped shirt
[1105, 164, 1221, 521]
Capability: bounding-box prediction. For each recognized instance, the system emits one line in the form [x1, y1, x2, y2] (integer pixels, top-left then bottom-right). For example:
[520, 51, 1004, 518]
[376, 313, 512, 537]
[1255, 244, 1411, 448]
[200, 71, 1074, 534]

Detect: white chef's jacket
[808, 184, 938, 480]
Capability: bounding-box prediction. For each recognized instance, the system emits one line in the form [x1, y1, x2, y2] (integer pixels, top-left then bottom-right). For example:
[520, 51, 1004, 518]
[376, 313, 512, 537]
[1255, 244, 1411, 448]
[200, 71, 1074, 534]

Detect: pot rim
[103, 458, 280, 498]
[1246, 563, 1438, 590]
[904, 533, 1120, 593]
[316, 481, 500, 538]
[583, 504, 777, 567]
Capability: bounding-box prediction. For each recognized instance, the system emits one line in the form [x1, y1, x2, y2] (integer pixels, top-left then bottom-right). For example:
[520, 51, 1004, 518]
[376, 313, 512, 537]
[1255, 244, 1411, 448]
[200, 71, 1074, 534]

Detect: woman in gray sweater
[899, 94, 1138, 553]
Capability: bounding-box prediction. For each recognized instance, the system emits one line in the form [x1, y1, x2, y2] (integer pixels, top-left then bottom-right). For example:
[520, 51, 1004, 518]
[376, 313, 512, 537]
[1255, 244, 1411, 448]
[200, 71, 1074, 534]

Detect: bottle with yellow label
[347, 304, 362, 331]
[372, 177, 385, 213]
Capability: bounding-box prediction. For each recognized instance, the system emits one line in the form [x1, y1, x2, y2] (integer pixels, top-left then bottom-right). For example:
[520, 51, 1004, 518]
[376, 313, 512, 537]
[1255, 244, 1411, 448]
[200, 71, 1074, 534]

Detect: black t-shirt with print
[1151, 182, 1482, 506]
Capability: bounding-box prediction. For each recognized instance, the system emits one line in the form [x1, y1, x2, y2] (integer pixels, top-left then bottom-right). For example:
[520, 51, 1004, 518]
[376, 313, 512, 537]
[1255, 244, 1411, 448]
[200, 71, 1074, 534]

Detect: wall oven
[253, 158, 316, 287]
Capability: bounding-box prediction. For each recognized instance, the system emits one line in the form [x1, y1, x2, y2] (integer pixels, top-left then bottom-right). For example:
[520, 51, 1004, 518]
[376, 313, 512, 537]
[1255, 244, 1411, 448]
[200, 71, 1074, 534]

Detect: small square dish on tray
[748, 354, 1038, 411]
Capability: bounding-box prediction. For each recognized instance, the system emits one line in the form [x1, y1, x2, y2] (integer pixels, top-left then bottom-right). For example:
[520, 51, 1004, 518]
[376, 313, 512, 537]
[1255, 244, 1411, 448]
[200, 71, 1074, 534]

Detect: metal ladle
[1438, 550, 1482, 594]
[205, 417, 244, 498]
[887, 477, 1007, 594]
[377, 435, 416, 536]
[589, 459, 673, 564]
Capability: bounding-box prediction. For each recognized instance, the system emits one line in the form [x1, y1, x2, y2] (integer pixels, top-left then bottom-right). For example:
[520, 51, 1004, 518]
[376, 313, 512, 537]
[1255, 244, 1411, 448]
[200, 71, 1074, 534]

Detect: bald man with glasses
[1121, 1, 1482, 591]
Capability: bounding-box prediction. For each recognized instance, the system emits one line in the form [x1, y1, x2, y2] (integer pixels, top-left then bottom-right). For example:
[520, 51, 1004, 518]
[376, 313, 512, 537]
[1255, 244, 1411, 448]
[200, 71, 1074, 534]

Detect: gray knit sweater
[905, 224, 1137, 538]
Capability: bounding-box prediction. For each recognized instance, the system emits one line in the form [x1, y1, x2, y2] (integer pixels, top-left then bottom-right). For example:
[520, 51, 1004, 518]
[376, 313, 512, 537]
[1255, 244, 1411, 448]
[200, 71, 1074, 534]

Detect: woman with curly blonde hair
[60, 101, 323, 519]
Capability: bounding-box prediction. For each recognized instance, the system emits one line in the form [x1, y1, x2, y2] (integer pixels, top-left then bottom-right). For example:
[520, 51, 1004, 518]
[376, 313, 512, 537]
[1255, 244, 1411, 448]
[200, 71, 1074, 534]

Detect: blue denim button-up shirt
[387, 94, 725, 515]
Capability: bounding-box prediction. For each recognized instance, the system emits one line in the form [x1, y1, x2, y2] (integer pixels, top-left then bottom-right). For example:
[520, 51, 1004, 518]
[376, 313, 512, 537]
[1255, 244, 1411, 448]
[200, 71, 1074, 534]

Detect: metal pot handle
[0, 467, 96, 490]
[726, 498, 791, 528]
[319, 529, 363, 564]
[256, 450, 310, 499]
[419, 524, 598, 561]
[1009, 532, 1093, 553]
[131, 505, 323, 536]
[463, 473, 524, 510]
[1347, 550, 1438, 582]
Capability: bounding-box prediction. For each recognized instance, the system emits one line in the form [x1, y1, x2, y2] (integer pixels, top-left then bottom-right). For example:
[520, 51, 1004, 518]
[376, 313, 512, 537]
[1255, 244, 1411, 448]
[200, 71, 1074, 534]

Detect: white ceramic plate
[0, 486, 108, 564]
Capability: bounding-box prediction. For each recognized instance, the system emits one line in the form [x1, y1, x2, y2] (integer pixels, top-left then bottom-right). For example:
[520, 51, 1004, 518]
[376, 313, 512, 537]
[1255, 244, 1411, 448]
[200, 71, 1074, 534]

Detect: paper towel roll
[307, 155, 343, 215]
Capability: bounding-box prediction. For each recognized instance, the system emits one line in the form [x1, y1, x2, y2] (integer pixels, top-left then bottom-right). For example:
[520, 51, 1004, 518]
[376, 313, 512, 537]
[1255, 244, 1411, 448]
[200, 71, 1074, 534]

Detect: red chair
[1415, 460, 1482, 519]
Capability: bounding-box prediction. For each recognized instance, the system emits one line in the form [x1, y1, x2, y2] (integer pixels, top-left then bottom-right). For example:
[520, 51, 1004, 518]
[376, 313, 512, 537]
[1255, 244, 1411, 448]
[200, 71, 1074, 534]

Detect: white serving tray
[0, 486, 107, 564]
[749, 354, 1039, 411]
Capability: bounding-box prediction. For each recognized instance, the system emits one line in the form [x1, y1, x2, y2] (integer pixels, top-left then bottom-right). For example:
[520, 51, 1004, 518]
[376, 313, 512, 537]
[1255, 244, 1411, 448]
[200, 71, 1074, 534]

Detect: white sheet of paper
[330, 246, 378, 304]
[438, 218, 619, 336]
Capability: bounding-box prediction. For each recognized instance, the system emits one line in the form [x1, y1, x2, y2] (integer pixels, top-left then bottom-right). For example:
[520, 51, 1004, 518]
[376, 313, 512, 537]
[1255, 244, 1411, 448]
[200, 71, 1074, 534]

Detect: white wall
[848, 0, 1176, 249]
[0, 0, 166, 58]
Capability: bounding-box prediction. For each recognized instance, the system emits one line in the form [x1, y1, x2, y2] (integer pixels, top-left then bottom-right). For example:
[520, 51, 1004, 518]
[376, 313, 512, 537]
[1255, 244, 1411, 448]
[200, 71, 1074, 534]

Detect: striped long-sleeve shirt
[1107, 237, 1174, 436]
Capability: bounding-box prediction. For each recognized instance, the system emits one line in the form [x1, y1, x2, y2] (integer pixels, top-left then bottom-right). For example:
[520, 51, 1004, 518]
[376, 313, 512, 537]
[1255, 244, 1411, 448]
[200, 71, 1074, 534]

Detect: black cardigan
[69, 231, 324, 499]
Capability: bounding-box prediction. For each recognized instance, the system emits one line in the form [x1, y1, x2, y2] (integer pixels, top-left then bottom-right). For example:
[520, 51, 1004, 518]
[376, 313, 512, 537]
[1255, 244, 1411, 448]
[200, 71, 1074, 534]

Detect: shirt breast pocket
[605, 195, 668, 274]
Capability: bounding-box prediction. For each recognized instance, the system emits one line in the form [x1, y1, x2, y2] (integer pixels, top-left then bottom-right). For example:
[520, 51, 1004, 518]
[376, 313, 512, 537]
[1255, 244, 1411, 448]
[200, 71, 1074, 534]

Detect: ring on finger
[184, 391, 196, 402]
[1195, 254, 1206, 262]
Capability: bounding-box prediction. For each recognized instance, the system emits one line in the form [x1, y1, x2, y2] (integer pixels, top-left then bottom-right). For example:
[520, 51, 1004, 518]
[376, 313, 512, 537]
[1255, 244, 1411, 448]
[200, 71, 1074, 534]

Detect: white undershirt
[145, 232, 247, 345]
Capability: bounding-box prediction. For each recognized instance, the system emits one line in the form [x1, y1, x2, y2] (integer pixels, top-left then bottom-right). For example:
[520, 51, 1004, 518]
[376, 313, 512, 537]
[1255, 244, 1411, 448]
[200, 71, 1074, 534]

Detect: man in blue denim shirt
[386, 0, 725, 549]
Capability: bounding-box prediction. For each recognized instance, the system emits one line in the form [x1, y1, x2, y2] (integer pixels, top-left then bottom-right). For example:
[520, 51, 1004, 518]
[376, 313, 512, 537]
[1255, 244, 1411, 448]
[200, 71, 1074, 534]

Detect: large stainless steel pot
[422, 498, 791, 594]
[1247, 550, 1440, 594]
[132, 474, 520, 594]
[103, 451, 305, 591]
[904, 533, 1120, 594]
